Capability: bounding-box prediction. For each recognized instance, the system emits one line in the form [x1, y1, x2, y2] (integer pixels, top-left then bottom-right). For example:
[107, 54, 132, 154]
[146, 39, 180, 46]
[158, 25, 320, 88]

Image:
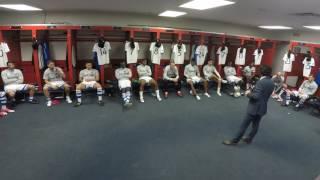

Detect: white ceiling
[1, 0, 320, 29]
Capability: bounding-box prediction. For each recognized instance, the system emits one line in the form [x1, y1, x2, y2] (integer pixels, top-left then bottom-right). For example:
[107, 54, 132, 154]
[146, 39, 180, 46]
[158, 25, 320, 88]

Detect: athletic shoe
[98, 101, 104, 106]
[276, 98, 283, 102]
[204, 93, 211, 98]
[217, 91, 222, 96]
[47, 101, 52, 107]
[196, 95, 201, 100]
[2, 108, 15, 113]
[221, 80, 228, 84]
[0, 111, 7, 117]
[74, 102, 82, 107]
[222, 140, 238, 146]
[140, 98, 144, 103]
[66, 97, 72, 104]
[177, 91, 183, 97]
[28, 99, 39, 104]
[124, 100, 132, 107]
[164, 92, 169, 99]
[157, 96, 162, 101]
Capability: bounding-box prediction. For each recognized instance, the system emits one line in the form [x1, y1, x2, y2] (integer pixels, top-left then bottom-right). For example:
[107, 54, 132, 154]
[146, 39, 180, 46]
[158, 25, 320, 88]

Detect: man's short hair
[260, 65, 272, 77]
[47, 60, 55, 65]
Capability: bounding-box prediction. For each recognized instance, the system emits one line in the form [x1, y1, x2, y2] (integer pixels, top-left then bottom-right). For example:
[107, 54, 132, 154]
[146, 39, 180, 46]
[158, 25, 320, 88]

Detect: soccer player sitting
[184, 60, 210, 100]
[271, 72, 285, 98]
[1, 62, 38, 106]
[224, 61, 243, 97]
[74, 62, 104, 107]
[203, 59, 226, 96]
[115, 62, 133, 106]
[43, 61, 72, 107]
[163, 62, 183, 98]
[137, 59, 162, 103]
[284, 75, 318, 109]
[242, 62, 256, 91]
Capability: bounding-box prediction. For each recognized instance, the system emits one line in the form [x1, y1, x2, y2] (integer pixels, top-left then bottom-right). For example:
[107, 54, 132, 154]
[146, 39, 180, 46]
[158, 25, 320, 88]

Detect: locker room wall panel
[2, 31, 22, 65]
[76, 41, 94, 60]
[20, 42, 33, 61]
[49, 42, 67, 60]
[272, 42, 289, 74]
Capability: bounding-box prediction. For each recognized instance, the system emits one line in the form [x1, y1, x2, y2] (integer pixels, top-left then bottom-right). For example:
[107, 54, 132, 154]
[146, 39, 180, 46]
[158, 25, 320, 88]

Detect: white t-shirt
[92, 41, 111, 65]
[303, 57, 315, 77]
[195, 45, 208, 66]
[125, 41, 139, 64]
[0, 42, 10, 68]
[282, 53, 295, 72]
[217, 46, 228, 65]
[172, 43, 186, 65]
[253, 49, 264, 65]
[149, 42, 164, 65]
[235, 48, 246, 65]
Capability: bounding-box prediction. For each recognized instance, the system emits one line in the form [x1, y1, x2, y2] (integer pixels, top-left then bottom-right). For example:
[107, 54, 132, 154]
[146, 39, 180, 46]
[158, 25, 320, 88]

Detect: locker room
[0, 1, 319, 180]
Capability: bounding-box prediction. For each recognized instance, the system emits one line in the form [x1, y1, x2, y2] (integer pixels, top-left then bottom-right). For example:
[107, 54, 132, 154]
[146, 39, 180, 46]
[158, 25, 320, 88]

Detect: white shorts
[119, 79, 131, 89]
[226, 76, 242, 83]
[45, 81, 66, 90]
[81, 81, 97, 89]
[188, 76, 202, 84]
[139, 76, 153, 84]
[292, 91, 309, 100]
[4, 84, 28, 93]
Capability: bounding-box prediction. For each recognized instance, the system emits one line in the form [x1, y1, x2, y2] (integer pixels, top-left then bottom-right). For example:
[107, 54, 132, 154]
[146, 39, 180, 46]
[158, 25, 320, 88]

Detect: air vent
[291, 12, 320, 17]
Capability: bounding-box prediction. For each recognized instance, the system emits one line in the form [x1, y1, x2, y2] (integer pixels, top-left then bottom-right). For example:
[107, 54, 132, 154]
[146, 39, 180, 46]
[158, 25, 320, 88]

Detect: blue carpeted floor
[0, 91, 319, 180]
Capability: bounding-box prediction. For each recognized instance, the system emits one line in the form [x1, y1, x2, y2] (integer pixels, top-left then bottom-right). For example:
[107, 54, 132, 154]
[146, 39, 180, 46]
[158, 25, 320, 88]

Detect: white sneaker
[217, 92, 222, 96]
[204, 93, 211, 98]
[66, 98, 72, 104]
[196, 95, 201, 100]
[222, 80, 228, 84]
[157, 96, 162, 101]
[140, 98, 145, 103]
[47, 101, 52, 107]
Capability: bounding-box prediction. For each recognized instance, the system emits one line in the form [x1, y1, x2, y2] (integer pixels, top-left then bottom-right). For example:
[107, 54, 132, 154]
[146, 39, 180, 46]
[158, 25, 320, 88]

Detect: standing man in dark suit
[223, 65, 275, 145]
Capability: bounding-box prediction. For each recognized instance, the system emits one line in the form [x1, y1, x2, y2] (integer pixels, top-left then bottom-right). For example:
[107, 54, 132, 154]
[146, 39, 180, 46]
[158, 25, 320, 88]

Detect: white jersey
[303, 58, 315, 77]
[172, 43, 186, 65]
[0, 42, 10, 68]
[217, 46, 228, 65]
[235, 48, 246, 65]
[195, 45, 208, 66]
[282, 53, 295, 72]
[150, 42, 164, 65]
[125, 41, 139, 64]
[253, 49, 264, 65]
[92, 41, 111, 65]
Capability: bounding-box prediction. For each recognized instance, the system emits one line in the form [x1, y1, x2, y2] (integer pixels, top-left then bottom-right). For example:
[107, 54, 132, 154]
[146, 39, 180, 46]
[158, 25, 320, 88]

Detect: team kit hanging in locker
[1, 39, 316, 77]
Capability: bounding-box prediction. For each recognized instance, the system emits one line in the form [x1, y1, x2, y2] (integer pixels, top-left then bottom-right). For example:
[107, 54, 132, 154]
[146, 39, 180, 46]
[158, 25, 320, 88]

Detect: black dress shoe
[241, 137, 252, 144]
[222, 140, 238, 146]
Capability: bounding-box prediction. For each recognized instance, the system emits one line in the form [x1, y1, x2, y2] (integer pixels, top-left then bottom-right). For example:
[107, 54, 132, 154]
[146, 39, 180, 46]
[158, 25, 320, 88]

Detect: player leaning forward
[115, 62, 133, 106]
[137, 59, 162, 103]
[43, 61, 72, 107]
[74, 62, 104, 107]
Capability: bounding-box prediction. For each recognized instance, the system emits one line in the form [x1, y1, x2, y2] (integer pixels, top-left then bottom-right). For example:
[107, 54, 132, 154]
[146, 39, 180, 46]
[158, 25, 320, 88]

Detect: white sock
[139, 91, 144, 99]
[156, 90, 160, 98]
